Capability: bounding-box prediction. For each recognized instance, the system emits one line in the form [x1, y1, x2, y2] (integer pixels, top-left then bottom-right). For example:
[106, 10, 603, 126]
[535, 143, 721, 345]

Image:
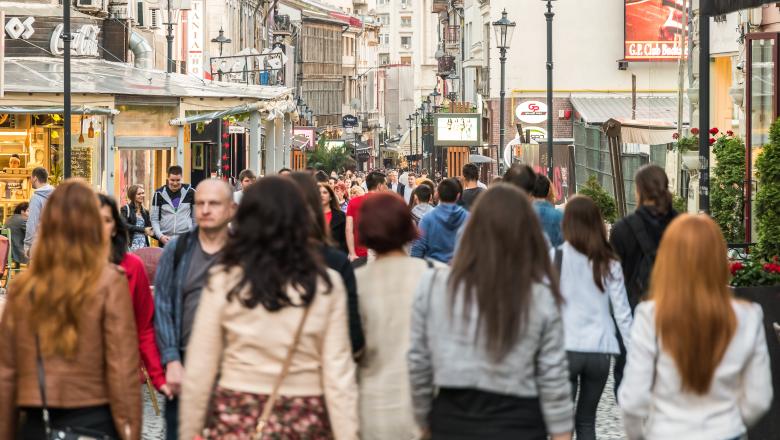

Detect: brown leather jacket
[0, 265, 141, 440]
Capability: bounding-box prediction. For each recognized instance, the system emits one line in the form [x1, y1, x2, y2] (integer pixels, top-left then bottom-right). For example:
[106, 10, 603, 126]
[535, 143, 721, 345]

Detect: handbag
[252, 304, 312, 440]
[33, 334, 115, 440]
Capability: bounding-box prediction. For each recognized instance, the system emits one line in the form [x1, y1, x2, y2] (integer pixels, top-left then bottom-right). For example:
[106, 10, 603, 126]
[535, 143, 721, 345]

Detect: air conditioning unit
[76, 0, 103, 11]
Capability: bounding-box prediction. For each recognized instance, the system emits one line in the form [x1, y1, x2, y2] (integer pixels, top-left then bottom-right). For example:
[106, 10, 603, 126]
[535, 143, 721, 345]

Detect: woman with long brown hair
[556, 196, 632, 440]
[0, 180, 141, 439]
[121, 184, 154, 250]
[409, 184, 572, 440]
[618, 214, 771, 440]
[320, 182, 348, 253]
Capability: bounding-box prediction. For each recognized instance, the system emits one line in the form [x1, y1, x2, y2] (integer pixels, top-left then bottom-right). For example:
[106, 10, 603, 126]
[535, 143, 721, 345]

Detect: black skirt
[430, 388, 548, 440]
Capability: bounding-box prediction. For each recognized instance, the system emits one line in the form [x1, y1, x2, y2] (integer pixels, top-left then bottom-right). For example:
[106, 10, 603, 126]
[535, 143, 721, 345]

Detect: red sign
[625, 0, 687, 61]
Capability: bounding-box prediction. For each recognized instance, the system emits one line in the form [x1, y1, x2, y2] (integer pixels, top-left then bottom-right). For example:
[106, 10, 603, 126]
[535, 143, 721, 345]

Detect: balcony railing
[445, 25, 460, 47]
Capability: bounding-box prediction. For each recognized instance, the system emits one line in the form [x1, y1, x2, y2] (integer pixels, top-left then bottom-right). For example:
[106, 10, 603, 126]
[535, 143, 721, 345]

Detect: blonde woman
[618, 215, 772, 439]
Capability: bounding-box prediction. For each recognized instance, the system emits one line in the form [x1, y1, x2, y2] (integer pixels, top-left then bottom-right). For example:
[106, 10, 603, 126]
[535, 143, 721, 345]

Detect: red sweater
[120, 253, 166, 390]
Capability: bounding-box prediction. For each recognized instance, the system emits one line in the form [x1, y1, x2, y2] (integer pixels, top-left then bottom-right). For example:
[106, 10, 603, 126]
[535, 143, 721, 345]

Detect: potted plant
[711, 130, 745, 243]
[674, 127, 717, 170]
[578, 175, 617, 224]
[728, 118, 780, 439]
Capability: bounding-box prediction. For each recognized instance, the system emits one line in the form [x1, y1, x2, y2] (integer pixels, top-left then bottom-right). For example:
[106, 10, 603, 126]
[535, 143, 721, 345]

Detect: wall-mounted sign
[50, 24, 100, 57]
[187, 0, 205, 77]
[342, 114, 358, 127]
[433, 113, 481, 147]
[4, 17, 34, 40]
[515, 101, 548, 124]
[228, 125, 246, 134]
[625, 0, 686, 61]
[293, 127, 316, 149]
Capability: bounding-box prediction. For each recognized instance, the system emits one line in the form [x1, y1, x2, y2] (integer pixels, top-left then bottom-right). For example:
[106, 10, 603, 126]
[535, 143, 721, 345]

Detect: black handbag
[34, 335, 115, 440]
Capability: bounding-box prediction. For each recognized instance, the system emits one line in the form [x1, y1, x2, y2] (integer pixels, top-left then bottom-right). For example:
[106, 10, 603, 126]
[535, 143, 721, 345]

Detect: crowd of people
[0, 161, 773, 440]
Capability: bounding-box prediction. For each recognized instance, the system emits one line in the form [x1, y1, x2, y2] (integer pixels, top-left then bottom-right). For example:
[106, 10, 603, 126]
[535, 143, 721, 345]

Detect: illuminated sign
[625, 0, 687, 61]
[293, 127, 316, 149]
[516, 101, 548, 124]
[187, 0, 204, 77]
[433, 113, 481, 147]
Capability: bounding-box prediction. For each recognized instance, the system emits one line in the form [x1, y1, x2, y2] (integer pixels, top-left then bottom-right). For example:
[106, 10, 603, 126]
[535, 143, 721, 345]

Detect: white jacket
[554, 242, 633, 354]
[618, 300, 772, 440]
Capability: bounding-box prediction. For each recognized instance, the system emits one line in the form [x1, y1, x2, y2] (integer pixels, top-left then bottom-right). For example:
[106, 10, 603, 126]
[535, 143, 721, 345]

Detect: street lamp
[493, 8, 516, 174]
[211, 27, 232, 56]
[543, 0, 556, 179]
[413, 110, 420, 172]
[162, 1, 185, 73]
[406, 115, 414, 169]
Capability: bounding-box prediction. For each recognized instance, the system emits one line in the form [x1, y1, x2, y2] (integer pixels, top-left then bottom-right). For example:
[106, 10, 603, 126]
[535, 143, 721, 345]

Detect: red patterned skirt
[202, 386, 334, 440]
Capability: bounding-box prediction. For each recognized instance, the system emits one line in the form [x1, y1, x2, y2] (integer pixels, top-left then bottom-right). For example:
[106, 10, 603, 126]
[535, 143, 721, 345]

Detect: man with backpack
[151, 165, 196, 246]
[153, 179, 236, 440]
[609, 165, 678, 396]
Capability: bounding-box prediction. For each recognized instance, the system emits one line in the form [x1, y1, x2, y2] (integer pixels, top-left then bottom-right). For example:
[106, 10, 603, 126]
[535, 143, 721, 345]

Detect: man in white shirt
[387, 170, 404, 195]
[402, 172, 417, 205]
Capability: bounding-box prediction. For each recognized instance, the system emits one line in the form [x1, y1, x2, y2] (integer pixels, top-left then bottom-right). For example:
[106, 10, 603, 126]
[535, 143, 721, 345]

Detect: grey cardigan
[407, 268, 574, 434]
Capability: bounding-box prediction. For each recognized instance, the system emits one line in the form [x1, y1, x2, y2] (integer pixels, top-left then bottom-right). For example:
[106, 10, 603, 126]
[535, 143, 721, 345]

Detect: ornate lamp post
[493, 9, 516, 174]
[407, 114, 414, 169]
[543, 0, 556, 178]
[211, 27, 232, 56]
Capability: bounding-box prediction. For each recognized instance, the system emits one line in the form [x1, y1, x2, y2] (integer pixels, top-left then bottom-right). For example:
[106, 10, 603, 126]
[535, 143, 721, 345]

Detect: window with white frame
[401, 16, 412, 27]
[400, 36, 412, 48]
[378, 14, 390, 25]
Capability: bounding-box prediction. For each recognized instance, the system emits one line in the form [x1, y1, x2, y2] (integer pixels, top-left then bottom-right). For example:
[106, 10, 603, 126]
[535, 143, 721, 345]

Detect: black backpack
[625, 215, 657, 310]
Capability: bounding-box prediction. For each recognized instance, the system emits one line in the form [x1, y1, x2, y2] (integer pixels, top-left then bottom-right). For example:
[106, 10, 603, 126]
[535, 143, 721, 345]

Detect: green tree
[755, 118, 780, 259]
[306, 143, 355, 174]
[710, 134, 745, 243]
[578, 175, 618, 223]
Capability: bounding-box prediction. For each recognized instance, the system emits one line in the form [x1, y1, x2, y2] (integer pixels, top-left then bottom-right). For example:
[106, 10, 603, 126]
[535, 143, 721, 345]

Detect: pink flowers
[709, 127, 719, 135]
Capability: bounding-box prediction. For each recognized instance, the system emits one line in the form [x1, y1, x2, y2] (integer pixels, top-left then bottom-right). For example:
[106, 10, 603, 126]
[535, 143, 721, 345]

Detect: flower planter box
[733, 285, 780, 439]
[681, 150, 701, 170]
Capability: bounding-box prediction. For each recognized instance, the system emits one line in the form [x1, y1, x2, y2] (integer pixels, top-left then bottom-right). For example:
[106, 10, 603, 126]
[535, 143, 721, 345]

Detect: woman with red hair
[355, 192, 431, 440]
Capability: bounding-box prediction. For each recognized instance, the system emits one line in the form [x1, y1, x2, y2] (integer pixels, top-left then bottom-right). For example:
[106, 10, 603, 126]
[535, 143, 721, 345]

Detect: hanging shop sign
[433, 113, 481, 147]
[515, 101, 548, 124]
[293, 127, 316, 149]
[187, 0, 205, 77]
[624, 0, 687, 61]
[342, 114, 359, 128]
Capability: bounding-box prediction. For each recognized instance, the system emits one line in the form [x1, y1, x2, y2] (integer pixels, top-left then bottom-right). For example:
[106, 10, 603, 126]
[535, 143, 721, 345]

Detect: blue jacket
[411, 203, 468, 263]
[534, 200, 564, 248]
[153, 230, 198, 365]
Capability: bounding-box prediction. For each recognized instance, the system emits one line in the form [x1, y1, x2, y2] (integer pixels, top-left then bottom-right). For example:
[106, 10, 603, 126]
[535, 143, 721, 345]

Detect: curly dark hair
[97, 193, 128, 265]
[221, 176, 332, 311]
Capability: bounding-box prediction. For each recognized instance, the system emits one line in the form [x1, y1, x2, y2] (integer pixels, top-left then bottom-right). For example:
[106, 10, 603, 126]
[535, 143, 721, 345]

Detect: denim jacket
[534, 200, 564, 248]
[153, 230, 198, 365]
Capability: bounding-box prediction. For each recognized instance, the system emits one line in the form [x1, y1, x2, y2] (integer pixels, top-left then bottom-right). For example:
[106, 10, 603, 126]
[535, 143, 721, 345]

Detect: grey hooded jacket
[151, 184, 195, 239]
[23, 184, 54, 251]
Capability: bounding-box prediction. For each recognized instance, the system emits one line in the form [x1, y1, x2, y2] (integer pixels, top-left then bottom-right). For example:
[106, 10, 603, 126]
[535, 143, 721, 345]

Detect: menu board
[71, 147, 92, 181]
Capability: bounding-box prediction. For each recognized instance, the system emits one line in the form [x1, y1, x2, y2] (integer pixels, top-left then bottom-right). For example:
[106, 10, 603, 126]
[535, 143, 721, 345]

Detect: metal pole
[63, 0, 72, 178]
[415, 115, 419, 172]
[699, 12, 710, 213]
[498, 48, 506, 175]
[545, 0, 554, 179]
[166, 1, 174, 73]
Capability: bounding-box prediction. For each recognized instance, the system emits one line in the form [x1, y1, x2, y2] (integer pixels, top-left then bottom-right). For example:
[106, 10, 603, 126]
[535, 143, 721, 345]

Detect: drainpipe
[129, 31, 153, 70]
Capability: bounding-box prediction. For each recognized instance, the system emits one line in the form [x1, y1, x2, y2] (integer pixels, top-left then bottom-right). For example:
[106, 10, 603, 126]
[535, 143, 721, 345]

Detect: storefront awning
[3, 57, 292, 100]
[570, 95, 689, 126]
[168, 98, 297, 125]
[0, 105, 118, 115]
[619, 120, 678, 145]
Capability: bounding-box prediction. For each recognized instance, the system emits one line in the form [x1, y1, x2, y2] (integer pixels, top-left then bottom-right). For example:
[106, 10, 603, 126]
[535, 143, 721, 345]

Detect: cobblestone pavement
[594, 363, 627, 440]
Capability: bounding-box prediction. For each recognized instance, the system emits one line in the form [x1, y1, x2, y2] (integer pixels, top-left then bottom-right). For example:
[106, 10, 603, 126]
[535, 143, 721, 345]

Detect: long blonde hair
[14, 179, 108, 358]
[651, 214, 736, 394]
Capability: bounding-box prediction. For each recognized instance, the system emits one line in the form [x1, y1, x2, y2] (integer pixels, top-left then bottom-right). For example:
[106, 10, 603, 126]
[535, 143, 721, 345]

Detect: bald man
[153, 179, 236, 440]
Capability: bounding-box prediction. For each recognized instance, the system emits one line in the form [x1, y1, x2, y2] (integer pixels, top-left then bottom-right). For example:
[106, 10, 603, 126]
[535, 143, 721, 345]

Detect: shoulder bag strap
[31, 292, 53, 438]
[627, 214, 656, 258]
[254, 304, 312, 439]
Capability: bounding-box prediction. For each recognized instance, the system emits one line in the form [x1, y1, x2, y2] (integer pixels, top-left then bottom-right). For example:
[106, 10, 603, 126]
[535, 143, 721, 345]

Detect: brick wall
[486, 97, 574, 149]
